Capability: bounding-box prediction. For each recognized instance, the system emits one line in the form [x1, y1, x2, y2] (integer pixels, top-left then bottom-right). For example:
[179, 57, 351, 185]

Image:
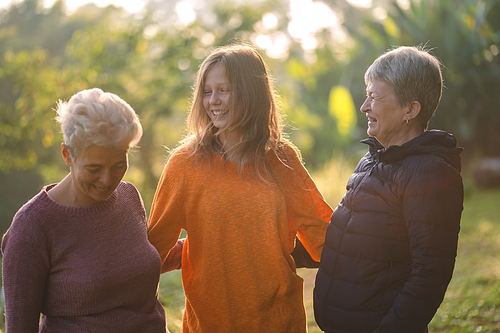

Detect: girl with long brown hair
[147, 43, 332, 333]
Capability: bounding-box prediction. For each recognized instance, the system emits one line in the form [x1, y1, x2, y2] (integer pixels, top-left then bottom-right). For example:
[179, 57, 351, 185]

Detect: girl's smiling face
[203, 64, 231, 129]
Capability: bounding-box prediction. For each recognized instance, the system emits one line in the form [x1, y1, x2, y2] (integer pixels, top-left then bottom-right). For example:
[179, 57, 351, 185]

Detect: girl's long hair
[175, 42, 296, 181]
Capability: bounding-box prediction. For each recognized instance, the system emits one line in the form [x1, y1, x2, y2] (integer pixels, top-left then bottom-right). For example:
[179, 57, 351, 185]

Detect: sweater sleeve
[276, 145, 332, 262]
[1, 212, 50, 332]
[375, 159, 463, 333]
[147, 153, 185, 265]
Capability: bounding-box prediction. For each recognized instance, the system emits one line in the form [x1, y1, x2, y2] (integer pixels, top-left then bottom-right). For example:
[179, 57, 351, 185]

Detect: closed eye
[113, 163, 127, 169]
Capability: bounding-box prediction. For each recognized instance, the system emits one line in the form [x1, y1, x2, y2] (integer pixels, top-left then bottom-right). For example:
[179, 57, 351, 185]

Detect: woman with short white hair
[2, 88, 178, 332]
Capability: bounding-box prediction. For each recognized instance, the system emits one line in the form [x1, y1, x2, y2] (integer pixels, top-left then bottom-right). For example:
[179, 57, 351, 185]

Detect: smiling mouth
[93, 184, 109, 192]
[212, 109, 229, 117]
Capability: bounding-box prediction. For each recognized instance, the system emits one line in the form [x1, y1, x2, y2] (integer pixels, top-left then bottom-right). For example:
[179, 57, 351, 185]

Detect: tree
[335, 0, 500, 159]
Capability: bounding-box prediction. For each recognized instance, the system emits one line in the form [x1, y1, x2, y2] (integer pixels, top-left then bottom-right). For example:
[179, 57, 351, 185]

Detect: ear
[405, 101, 421, 121]
[61, 144, 71, 167]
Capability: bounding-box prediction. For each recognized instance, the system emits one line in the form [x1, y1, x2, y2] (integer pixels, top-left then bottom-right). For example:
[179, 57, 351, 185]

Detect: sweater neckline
[41, 183, 121, 216]
[212, 151, 251, 166]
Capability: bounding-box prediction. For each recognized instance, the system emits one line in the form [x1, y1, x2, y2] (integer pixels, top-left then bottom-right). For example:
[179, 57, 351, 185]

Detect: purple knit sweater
[1, 182, 167, 332]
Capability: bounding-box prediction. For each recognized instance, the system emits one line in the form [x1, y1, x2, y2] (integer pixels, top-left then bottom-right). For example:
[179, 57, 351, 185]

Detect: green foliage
[0, 49, 62, 171]
[0, 170, 44, 241]
[328, 85, 357, 143]
[393, 0, 500, 158]
[1, 0, 498, 330]
[341, 0, 500, 159]
[158, 271, 185, 332]
[429, 188, 500, 332]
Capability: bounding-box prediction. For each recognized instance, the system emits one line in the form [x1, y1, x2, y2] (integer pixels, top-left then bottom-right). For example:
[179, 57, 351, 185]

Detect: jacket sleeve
[276, 144, 332, 262]
[147, 153, 186, 266]
[1, 213, 50, 332]
[375, 159, 463, 333]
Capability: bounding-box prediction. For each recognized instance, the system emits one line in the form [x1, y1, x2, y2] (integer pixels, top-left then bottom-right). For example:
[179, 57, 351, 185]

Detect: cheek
[203, 97, 210, 111]
[76, 172, 95, 185]
[225, 95, 231, 106]
[116, 168, 127, 180]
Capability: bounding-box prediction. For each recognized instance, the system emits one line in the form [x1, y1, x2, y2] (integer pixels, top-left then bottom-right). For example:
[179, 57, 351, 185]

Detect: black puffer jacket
[314, 130, 463, 333]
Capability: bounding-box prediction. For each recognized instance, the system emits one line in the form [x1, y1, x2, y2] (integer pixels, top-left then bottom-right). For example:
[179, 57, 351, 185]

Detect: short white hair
[55, 88, 143, 157]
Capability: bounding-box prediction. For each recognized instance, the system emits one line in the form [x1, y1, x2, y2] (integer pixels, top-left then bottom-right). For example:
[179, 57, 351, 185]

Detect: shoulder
[2, 188, 50, 251]
[117, 182, 144, 204]
[405, 153, 461, 181]
[401, 155, 463, 202]
[11, 187, 54, 227]
[119, 181, 139, 192]
[271, 141, 303, 169]
[156, 146, 209, 191]
[164, 146, 197, 170]
[354, 151, 372, 173]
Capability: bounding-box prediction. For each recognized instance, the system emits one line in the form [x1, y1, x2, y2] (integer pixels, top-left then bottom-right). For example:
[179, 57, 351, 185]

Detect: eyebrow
[85, 160, 127, 168]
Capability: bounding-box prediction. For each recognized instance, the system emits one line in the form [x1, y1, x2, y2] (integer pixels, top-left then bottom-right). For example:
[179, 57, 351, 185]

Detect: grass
[0, 157, 498, 333]
[428, 186, 500, 333]
[295, 186, 500, 333]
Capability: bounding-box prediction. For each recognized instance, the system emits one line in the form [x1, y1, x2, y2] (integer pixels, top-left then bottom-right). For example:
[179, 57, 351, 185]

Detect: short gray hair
[364, 46, 443, 130]
[55, 88, 143, 158]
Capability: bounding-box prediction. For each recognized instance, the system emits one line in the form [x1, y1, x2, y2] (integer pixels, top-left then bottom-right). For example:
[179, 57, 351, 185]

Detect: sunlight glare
[264, 32, 290, 60]
[176, 0, 196, 26]
[397, 0, 411, 10]
[255, 34, 273, 50]
[373, 7, 387, 20]
[288, 0, 337, 40]
[0, 0, 11, 9]
[262, 13, 278, 30]
[254, 32, 290, 60]
[287, 0, 346, 55]
[346, 0, 372, 8]
[42, 0, 145, 13]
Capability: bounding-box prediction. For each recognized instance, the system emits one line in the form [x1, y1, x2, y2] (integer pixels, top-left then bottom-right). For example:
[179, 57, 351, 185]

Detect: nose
[360, 97, 370, 113]
[209, 92, 221, 105]
[99, 170, 113, 187]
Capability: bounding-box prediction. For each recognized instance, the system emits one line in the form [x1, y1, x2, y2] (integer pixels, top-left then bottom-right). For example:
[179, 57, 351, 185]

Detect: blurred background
[0, 0, 499, 332]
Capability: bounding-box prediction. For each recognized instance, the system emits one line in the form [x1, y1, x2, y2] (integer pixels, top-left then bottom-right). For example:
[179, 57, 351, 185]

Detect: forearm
[291, 237, 320, 268]
[161, 238, 185, 273]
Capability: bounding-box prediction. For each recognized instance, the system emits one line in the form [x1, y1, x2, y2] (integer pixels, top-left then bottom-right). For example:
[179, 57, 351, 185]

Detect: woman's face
[360, 78, 409, 147]
[203, 64, 231, 129]
[65, 145, 128, 207]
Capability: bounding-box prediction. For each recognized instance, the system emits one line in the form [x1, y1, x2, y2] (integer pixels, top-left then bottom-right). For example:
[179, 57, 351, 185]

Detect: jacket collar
[361, 130, 463, 170]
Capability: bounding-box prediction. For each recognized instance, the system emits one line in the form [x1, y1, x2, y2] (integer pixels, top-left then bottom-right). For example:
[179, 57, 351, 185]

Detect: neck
[48, 174, 97, 207]
[218, 130, 250, 164]
[219, 130, 239, 150]
[381, 127, 424, 147]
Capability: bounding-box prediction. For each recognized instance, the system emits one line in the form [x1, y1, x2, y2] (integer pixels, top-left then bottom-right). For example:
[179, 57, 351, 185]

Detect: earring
[406, 119, 409, 125]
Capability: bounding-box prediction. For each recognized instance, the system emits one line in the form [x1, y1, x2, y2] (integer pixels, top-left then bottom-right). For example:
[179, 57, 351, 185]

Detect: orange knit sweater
[148, 144, 332, 333]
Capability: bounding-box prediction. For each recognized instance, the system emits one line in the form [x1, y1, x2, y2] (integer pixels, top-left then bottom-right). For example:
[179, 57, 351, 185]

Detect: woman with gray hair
[2, 88, 178, 332]
[314, 46, 464, 332]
